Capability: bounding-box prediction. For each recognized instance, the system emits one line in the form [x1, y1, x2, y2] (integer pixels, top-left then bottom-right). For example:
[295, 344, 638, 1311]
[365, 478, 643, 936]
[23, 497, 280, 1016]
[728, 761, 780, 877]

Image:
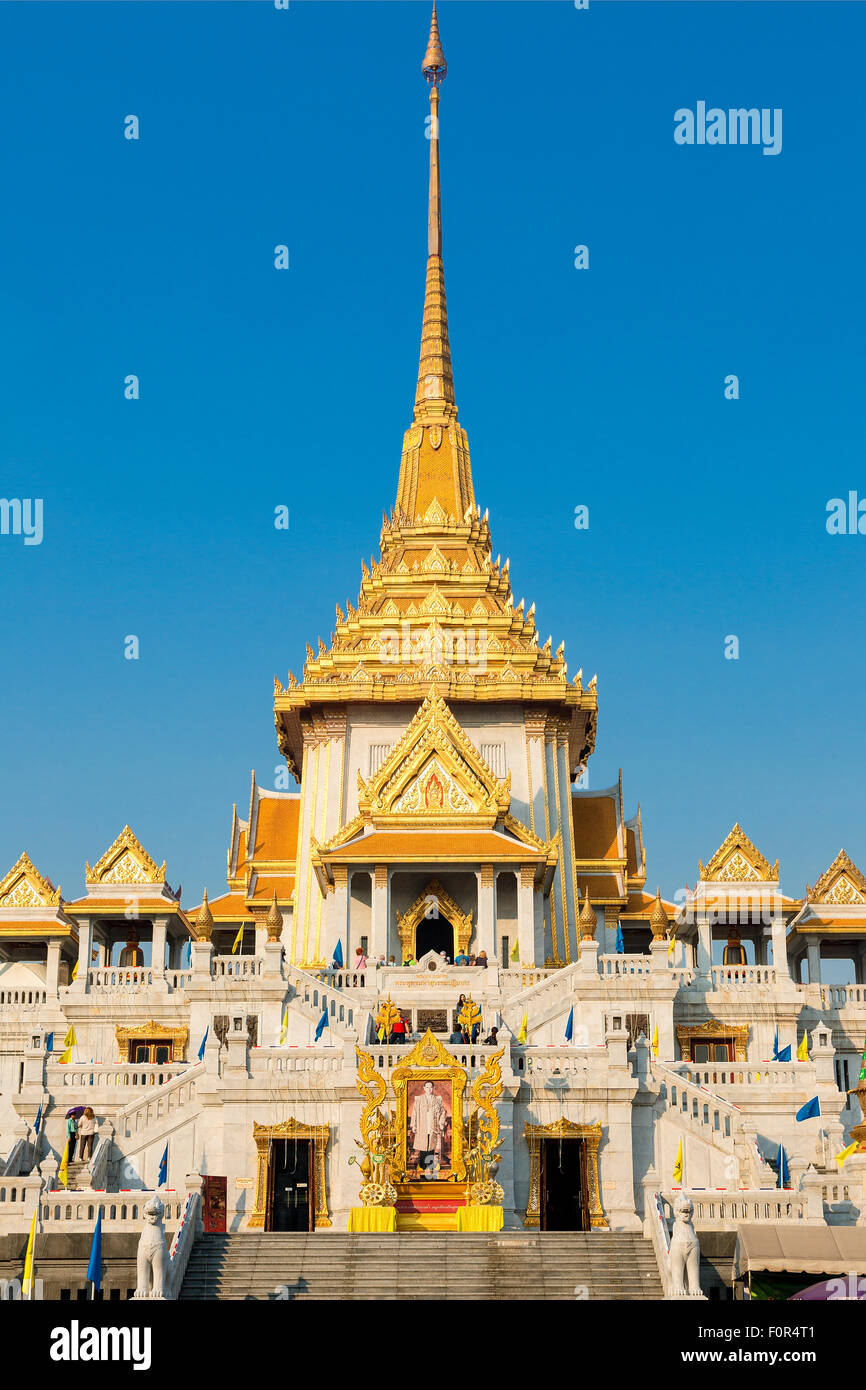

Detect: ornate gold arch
[115, 1020, 188, 1063]
[523, 1118, 606, 1229]
[248, 1118, 331, 1229]
[392, 1030, 468, 1180]
[676, 1021, 749, 1062]
[395, 878, 473, 960]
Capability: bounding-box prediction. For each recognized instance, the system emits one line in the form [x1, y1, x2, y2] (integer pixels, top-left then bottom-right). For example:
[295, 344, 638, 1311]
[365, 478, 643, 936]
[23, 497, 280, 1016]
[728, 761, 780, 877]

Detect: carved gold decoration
[0, 852, 63, 909]
[266, 890, 283, 941]
[699, 824, 778, 883]
[523, 1119, 606, 1229]
[195, 890, 214, 942]
[806, 850, 866, 905]
[649, 887, 669, 941]
[579, 887, 597, 941]
[396, 878, 473, 960]
[392, 1029, 467, 1180]
[675, 1021, 749, 1063]
[249, 1118, 331, 1228]
[86, 825, 166, 885]
[469, 1047, 503, 1159]
[114, 1021, 188, 1063]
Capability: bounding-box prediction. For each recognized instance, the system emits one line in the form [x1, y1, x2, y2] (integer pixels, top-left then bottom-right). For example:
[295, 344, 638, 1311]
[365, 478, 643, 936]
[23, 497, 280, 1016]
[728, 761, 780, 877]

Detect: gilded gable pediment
[0, 852, 62, 909]
[699, 824, 778, 883]
[806, 850, 866, 905]
[86, 825, 166, 886]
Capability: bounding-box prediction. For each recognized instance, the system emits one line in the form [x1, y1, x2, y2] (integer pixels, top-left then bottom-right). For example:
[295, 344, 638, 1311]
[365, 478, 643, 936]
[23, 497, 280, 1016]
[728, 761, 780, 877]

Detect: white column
[696, 914, 712, 974]
[45, 940, 62, 995]
[517, 865, 535, 966]
[478, 865, 495, 959]
[332, 867, 349, 964]
[71, 917, 93, 992]
[151, 918, 168, 977]
[372, 864, 389, 962]
[603, 906, 618, 956]
[807, 940, 822, 984]
[770, 915, 790, 978]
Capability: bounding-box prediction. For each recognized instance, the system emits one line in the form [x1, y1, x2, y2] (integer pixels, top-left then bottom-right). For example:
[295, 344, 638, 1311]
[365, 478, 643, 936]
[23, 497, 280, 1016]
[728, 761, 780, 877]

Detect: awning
[734, 1224, 866, 1279]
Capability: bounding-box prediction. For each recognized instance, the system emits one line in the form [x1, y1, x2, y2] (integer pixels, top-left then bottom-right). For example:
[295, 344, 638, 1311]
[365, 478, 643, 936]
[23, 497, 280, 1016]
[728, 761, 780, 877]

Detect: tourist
[454, 949, 469, 966]
[402, 954, 416, 967]
[65, 1111, 78, 1163]
[483, 1027, 499, 1046]
[477, 950, 488, 969]
[467, 954, 476, 967]
[449, 1025, 464, 1044]
[390, 1010, 407, 1045]
[354, 946, 368, 970]
[77, 1106, 97, 1161]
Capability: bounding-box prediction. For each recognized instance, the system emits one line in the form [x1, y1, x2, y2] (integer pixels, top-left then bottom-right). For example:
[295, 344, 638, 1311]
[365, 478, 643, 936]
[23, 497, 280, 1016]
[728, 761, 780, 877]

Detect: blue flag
[34, 1103, 43, 1136]
[615, 923, 624, 954]
[157, 1144, 168, 1187]
[197, 1027, 209, 1062]
[564, 1006, 574, 1042]
[45, 1032, 54, 1053]
[777, 1045, 791, 1062]
[778, 1144, 790, 1189]
[185, 940, 192, 968]
[87, 1208, 102, 1289]
[314, 1006, 329, 1042]
[772, 1028, 780, 1061]
[333, 939, 344, 969]
[796, 1096, 821, 1122]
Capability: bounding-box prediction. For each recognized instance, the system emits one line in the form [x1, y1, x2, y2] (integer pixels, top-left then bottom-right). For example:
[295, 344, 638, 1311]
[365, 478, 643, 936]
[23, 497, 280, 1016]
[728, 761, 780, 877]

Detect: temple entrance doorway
[540, 1138, 590, 1231]
[266, 1138, 313, 1232]
[415, 915, 454, 960]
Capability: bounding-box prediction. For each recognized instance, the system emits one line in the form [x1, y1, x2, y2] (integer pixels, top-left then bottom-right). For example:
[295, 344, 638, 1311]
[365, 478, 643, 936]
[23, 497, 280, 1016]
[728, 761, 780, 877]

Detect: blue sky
[1, 0, 864, 910]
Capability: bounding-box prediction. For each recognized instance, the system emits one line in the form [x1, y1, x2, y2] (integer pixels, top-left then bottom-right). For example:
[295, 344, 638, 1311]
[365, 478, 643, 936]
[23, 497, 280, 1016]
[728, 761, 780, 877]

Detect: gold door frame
[676, 1022, 749, 1063]
[523, 1119, 606, 1229]
[249, 1118, 331, 1229]
[392, 1030, 467, 1180]
[396, 879, 473, 962]
[114, 1020, 188, 1063]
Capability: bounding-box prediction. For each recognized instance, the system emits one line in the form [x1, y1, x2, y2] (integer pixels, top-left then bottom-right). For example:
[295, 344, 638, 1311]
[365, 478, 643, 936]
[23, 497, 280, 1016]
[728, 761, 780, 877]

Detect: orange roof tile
[320, 830, 546, 863]
[575, 872, 623, 902]
[572, 795, 620, 860]
[251, 796, 301, 861]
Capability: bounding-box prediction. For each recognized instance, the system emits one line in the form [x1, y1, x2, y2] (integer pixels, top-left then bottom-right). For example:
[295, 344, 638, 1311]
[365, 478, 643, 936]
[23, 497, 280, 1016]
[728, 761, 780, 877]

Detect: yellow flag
[22, 1206, 37, 1298]
[63, 1026, 76, 1047]
[651, 1025, 658, 1059]
[517, 1012, 527, 1045]
[279, 1007, 288, 1046]
[836, 1141, 858, 1168]
[58, 1140, 70, 1189]
[667, 934, 676, 959]
[673, 1138, 683, 1185]
[510, 940, 520, 962]
[59, 1047, 72, 1064]
[797, 1033, 809, 1062]
[231, 925, 244, 955]
[71, 960, 78, 982]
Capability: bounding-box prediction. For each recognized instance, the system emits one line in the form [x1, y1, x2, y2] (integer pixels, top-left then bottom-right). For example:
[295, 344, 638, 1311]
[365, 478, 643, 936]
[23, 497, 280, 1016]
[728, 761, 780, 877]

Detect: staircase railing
[167, 1191, 202, 1300]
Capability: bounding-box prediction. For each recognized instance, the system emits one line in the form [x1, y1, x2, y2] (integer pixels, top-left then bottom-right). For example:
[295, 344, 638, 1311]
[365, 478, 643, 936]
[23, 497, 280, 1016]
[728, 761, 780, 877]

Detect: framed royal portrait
[392, 1029, 467, 1181]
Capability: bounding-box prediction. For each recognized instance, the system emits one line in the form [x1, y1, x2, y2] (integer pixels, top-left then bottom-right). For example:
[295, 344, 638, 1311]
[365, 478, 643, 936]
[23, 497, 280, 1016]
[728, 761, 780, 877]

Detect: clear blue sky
[1, 1, 864, 910]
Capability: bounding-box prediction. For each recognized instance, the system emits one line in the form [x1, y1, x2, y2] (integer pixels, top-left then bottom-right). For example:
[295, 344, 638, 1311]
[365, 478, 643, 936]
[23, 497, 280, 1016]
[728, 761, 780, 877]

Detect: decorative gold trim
[523, 1119, 606, 1229]
[396, 878, 473, 960]
[392, 1029, 467, 1180]
[0, 852, 63, 909]
[806, 850, 866, 905]
[86, 825, 166, 885]
[699, 824, 778, 883]
[249, 1118, 331, 1229]
[676, 1021, 749, 1062]
[114, 1021, 188, 1062]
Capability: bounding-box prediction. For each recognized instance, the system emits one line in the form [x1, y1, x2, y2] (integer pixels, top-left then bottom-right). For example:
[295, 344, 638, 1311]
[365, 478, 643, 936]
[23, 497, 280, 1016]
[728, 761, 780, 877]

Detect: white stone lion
[134, 1196, 171, 1300]
[668, 1193, 704, 1298]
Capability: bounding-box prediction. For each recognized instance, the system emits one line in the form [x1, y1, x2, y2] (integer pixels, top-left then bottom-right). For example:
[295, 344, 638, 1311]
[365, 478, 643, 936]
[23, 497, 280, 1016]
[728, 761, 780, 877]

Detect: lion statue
[668, 1193, 705, 1299]
[134, 1195, 172, 1300]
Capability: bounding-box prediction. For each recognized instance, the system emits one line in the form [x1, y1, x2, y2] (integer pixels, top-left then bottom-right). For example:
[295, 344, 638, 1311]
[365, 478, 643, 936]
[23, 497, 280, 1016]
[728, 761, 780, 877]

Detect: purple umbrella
[791, 1276, 866, 1300]
[65, 1106, 85, 1118]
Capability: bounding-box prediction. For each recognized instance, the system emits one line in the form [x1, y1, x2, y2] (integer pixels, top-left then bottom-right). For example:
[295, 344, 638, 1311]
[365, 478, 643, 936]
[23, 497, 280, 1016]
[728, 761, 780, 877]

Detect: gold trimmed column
[478, 863, 495, 960]
[372, 864, 389, 962]
[517, 864, 536, 966]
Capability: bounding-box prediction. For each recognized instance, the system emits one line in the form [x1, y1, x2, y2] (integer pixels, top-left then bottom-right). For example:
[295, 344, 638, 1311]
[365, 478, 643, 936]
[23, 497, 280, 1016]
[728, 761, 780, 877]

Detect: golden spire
[579, 887, 597, 941]
[649, 887, 669, 941]
[266, 889, 284, 942]
[396, 3, 475, 523]
[196, 888, 213, 942]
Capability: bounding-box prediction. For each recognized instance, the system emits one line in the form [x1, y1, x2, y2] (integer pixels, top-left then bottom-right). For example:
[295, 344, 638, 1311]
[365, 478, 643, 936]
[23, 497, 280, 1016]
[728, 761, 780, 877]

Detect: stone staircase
[179, 1231, 664, 1301]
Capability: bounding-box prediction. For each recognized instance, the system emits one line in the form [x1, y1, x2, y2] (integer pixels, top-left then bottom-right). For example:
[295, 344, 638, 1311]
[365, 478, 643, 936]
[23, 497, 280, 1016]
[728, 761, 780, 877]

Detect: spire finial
[422, 2, 447, 86]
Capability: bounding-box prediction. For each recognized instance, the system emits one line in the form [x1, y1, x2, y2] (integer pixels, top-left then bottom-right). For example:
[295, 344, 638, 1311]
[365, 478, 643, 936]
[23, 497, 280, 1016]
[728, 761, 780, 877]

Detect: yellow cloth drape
[456, 1205, 504, 1232]
[348, 1206, 397, 1233]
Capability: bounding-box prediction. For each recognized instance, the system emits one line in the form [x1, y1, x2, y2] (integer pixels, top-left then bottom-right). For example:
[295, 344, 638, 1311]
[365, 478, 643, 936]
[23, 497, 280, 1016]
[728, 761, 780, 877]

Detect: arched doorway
[415, 913, 454, 959]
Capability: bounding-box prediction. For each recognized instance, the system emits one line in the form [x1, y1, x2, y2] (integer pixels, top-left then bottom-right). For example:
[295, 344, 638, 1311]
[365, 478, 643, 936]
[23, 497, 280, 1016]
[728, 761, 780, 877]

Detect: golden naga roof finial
[650, 887, 669, 941]
[266, 889, 283, 941]
[422, 2, 447, 85]
[196, 888, 214, 942]
[579, 887, 597, 941]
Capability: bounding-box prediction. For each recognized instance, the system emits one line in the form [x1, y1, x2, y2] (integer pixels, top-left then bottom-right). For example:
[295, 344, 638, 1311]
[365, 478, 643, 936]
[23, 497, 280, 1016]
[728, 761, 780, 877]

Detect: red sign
[202, 1175, 227, 1232]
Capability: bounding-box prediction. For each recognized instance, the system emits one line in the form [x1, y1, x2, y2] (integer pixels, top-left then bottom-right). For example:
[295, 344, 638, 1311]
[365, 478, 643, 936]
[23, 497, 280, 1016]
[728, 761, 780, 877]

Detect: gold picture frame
[392, 1029, 467, 1181]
